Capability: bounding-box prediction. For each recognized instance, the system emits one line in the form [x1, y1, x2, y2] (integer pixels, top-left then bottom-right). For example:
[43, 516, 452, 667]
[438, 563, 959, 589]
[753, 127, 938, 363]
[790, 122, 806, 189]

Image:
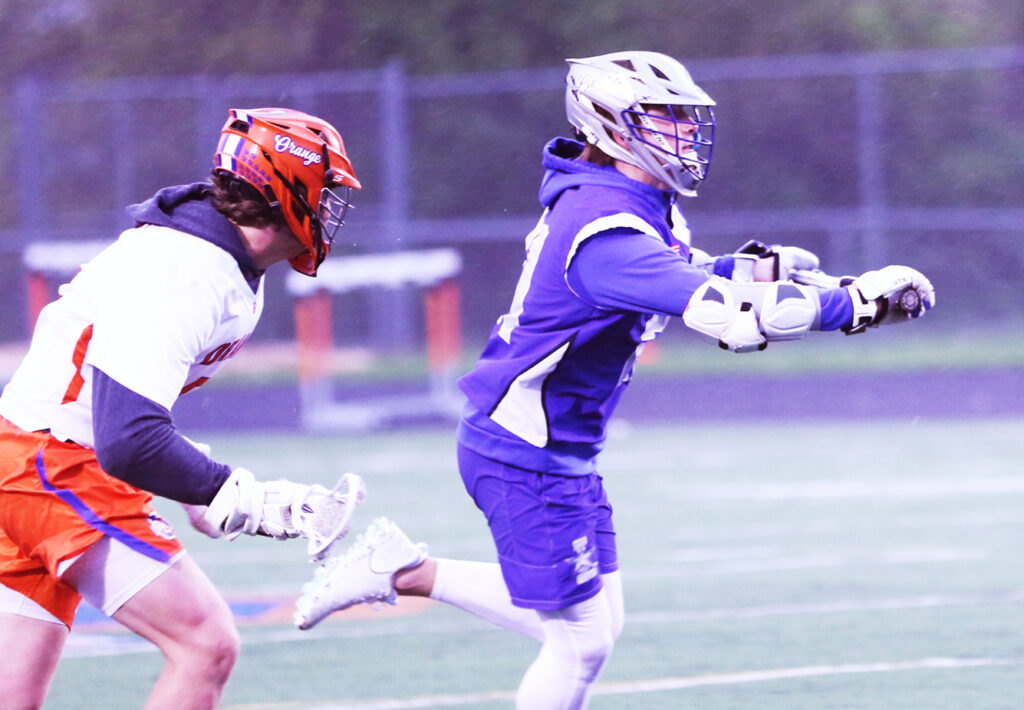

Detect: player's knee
[199, 624, 240, 681]
[559, 618, 615, 682]
[191, 617, 240, 683]
[578, 627, 616, 680]
[164, 603, 240, 684]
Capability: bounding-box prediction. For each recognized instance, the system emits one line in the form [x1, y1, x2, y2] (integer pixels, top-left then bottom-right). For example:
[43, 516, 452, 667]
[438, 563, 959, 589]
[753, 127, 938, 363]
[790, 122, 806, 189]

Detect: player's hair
[574, 129, 616, 167]
[579, 143, 616, 167]
[209, 171, 286, 229]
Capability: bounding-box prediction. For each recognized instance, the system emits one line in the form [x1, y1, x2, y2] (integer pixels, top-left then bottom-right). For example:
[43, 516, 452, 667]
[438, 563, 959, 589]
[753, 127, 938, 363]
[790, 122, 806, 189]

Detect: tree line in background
[0, 0, 1019, 85]
[0, 0, 1020, 341]
[1, 0, 1021, 231]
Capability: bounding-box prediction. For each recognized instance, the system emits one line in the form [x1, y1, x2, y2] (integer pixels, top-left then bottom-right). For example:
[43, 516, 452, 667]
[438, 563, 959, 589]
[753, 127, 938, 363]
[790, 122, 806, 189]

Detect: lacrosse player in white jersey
[0, 108, 364, 709]
[293, 52, 935, 709]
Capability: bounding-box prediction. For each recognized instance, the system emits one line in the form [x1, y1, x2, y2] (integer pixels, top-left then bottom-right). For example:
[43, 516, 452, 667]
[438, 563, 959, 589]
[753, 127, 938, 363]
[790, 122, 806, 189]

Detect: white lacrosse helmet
[565, 51, 716, 197]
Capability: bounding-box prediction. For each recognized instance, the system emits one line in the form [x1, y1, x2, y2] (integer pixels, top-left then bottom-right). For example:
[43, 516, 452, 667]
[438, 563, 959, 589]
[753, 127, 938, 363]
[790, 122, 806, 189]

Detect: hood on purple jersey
[538, 138, 674, 213]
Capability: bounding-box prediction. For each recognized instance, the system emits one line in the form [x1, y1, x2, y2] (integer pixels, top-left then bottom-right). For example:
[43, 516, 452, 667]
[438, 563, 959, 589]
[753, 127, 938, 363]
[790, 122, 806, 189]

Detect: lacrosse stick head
[298, 472, 367, 561]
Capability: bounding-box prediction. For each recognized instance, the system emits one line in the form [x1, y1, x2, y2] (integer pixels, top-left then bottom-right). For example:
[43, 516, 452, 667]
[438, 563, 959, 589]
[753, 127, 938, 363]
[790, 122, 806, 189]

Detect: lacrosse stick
[300, 472, 367, 562]
[789, 268, 923, 315]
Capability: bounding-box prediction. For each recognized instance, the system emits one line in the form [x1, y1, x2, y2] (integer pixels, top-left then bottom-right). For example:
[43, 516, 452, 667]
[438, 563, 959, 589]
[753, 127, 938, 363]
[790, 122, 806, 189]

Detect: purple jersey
[458, 138, 853, 474]
[457, 138, 711, 473]
[455, 136, 856, 612]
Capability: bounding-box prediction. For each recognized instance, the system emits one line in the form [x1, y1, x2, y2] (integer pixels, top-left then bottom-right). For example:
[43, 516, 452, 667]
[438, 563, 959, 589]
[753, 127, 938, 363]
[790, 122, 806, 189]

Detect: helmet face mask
[318, 184, 355, 248]
[622, 103, 715, 195]
[565, 51, 716, 197]
[214, 108, 361, 275]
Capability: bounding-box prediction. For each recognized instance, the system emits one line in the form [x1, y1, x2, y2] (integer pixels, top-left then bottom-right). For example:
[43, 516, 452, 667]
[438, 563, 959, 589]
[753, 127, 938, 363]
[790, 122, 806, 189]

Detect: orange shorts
[0, 417, 183, 627]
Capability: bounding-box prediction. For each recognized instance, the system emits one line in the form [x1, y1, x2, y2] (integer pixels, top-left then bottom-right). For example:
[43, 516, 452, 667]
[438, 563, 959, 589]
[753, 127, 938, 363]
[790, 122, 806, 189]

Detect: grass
[637, 325, 1024, 375]
[43, 416, 1024, 709]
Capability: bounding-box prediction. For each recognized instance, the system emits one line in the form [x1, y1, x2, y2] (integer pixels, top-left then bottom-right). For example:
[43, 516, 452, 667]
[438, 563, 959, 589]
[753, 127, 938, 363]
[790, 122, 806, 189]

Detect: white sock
[429, 558, 544, 641]
[515, 584, 619, 710]
[600, 571, 624, 639]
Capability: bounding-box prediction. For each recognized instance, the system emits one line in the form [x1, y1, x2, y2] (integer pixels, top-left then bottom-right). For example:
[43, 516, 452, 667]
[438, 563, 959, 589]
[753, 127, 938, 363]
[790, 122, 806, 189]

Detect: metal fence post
[372, 57, 417, 351]
[855, 68, 887, 270]
[111, 98, 135, 213]
[14, 78, 45, 246]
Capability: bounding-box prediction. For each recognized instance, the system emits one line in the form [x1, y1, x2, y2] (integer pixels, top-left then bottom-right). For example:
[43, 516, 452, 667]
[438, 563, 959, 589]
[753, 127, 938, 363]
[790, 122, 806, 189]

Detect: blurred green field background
[45, 416, 1024, 709]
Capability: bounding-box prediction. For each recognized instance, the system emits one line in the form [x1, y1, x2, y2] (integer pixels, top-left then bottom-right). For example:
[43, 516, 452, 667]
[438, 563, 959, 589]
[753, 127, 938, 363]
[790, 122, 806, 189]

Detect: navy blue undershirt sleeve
[92, 367, 232, 505]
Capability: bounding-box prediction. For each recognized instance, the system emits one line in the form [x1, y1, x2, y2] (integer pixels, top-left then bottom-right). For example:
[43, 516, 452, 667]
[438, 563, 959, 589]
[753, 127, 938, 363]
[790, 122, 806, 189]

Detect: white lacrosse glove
[182, 502, 224, 539]
[203, 469, 367, 560]
[769, 245, 820, 281]
[730, 240, 820, 282]
[847, 265, 935, 333]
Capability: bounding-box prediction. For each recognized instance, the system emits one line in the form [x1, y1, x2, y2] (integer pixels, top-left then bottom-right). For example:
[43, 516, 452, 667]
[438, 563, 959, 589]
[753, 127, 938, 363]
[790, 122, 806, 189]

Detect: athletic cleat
[297, 472, 367, 562]
[293, 516, 427, 630]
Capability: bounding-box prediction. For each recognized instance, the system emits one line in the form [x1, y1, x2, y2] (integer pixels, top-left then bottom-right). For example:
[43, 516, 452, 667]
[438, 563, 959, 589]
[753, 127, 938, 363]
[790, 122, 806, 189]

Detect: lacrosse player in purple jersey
[295, 52, 935, 708]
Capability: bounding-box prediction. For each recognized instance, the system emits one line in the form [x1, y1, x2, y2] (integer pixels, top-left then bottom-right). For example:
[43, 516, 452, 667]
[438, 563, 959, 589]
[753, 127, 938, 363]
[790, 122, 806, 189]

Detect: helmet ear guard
[213, 108, 360, 276]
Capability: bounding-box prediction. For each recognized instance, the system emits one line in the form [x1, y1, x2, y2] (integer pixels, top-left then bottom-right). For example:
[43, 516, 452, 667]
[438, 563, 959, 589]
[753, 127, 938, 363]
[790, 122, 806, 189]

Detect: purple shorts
[457, 443, 618, 610]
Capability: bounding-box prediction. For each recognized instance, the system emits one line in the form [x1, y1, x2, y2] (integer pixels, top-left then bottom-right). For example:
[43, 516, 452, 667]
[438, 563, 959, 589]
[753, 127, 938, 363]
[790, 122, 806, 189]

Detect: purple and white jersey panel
[457, 138, 710, 469]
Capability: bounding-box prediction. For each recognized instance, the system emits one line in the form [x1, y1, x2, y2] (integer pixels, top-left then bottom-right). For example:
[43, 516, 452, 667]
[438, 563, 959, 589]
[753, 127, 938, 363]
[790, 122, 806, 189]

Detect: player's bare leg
[107, 554, 239, 710]
[0, 612, 67, 710]
[392, 557, 435, 595]
[400, 557, 547, 640]
[296, 518, 544, 637]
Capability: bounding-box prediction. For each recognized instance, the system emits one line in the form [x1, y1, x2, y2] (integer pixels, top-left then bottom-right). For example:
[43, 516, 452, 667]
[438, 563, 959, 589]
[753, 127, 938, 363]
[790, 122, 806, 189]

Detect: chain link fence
[1, 46, 1021, 346]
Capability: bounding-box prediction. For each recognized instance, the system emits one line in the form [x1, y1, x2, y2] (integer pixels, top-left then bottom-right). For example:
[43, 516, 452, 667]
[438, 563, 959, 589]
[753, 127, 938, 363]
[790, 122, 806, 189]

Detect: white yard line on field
[62, 589, 1024, 659]
[667, 475, 1024, 501]
[219, 656, 1021, 710]
[638, 547, 989, 577]
[627, 588, 1024, 624]
[669, 508, 1024, 542]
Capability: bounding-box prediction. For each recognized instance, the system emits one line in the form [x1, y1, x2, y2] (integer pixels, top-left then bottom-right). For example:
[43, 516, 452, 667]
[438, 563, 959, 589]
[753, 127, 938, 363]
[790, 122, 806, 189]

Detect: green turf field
[46, 417, 1024, 709]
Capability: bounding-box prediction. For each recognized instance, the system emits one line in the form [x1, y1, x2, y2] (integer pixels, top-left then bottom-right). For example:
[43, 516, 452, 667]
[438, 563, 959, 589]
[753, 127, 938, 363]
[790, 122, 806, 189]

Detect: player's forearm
[91, 367, 231, 504]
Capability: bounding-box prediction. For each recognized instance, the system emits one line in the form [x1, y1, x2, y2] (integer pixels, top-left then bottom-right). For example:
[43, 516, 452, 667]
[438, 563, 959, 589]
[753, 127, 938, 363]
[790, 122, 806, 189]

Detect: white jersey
[0, 225, 264, 446]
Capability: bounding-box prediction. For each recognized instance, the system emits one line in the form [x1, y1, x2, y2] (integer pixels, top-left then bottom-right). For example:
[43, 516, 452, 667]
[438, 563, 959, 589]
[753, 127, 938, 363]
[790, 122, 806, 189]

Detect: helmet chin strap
[267, 159, 326, 266]
[262, 184, 281, 212]
[321, 141, 335, 185]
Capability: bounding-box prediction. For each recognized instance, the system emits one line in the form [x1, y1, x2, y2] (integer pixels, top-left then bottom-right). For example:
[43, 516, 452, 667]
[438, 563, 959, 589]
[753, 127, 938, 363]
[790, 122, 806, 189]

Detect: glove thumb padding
[182, 503, 224, 539]
[204, 468, 264, 540]
[773, 245, 820, 279]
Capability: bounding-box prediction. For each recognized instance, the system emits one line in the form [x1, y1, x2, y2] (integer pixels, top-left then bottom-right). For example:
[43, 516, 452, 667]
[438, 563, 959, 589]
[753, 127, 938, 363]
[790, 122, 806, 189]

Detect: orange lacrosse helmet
[213, 107, 361, 276]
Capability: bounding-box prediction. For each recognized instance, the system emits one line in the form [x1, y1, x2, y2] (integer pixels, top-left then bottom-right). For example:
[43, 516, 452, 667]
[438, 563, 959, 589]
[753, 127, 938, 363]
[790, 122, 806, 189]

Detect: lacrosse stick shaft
[789, 269, 923, 314]
[788, 268, 843, 290]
